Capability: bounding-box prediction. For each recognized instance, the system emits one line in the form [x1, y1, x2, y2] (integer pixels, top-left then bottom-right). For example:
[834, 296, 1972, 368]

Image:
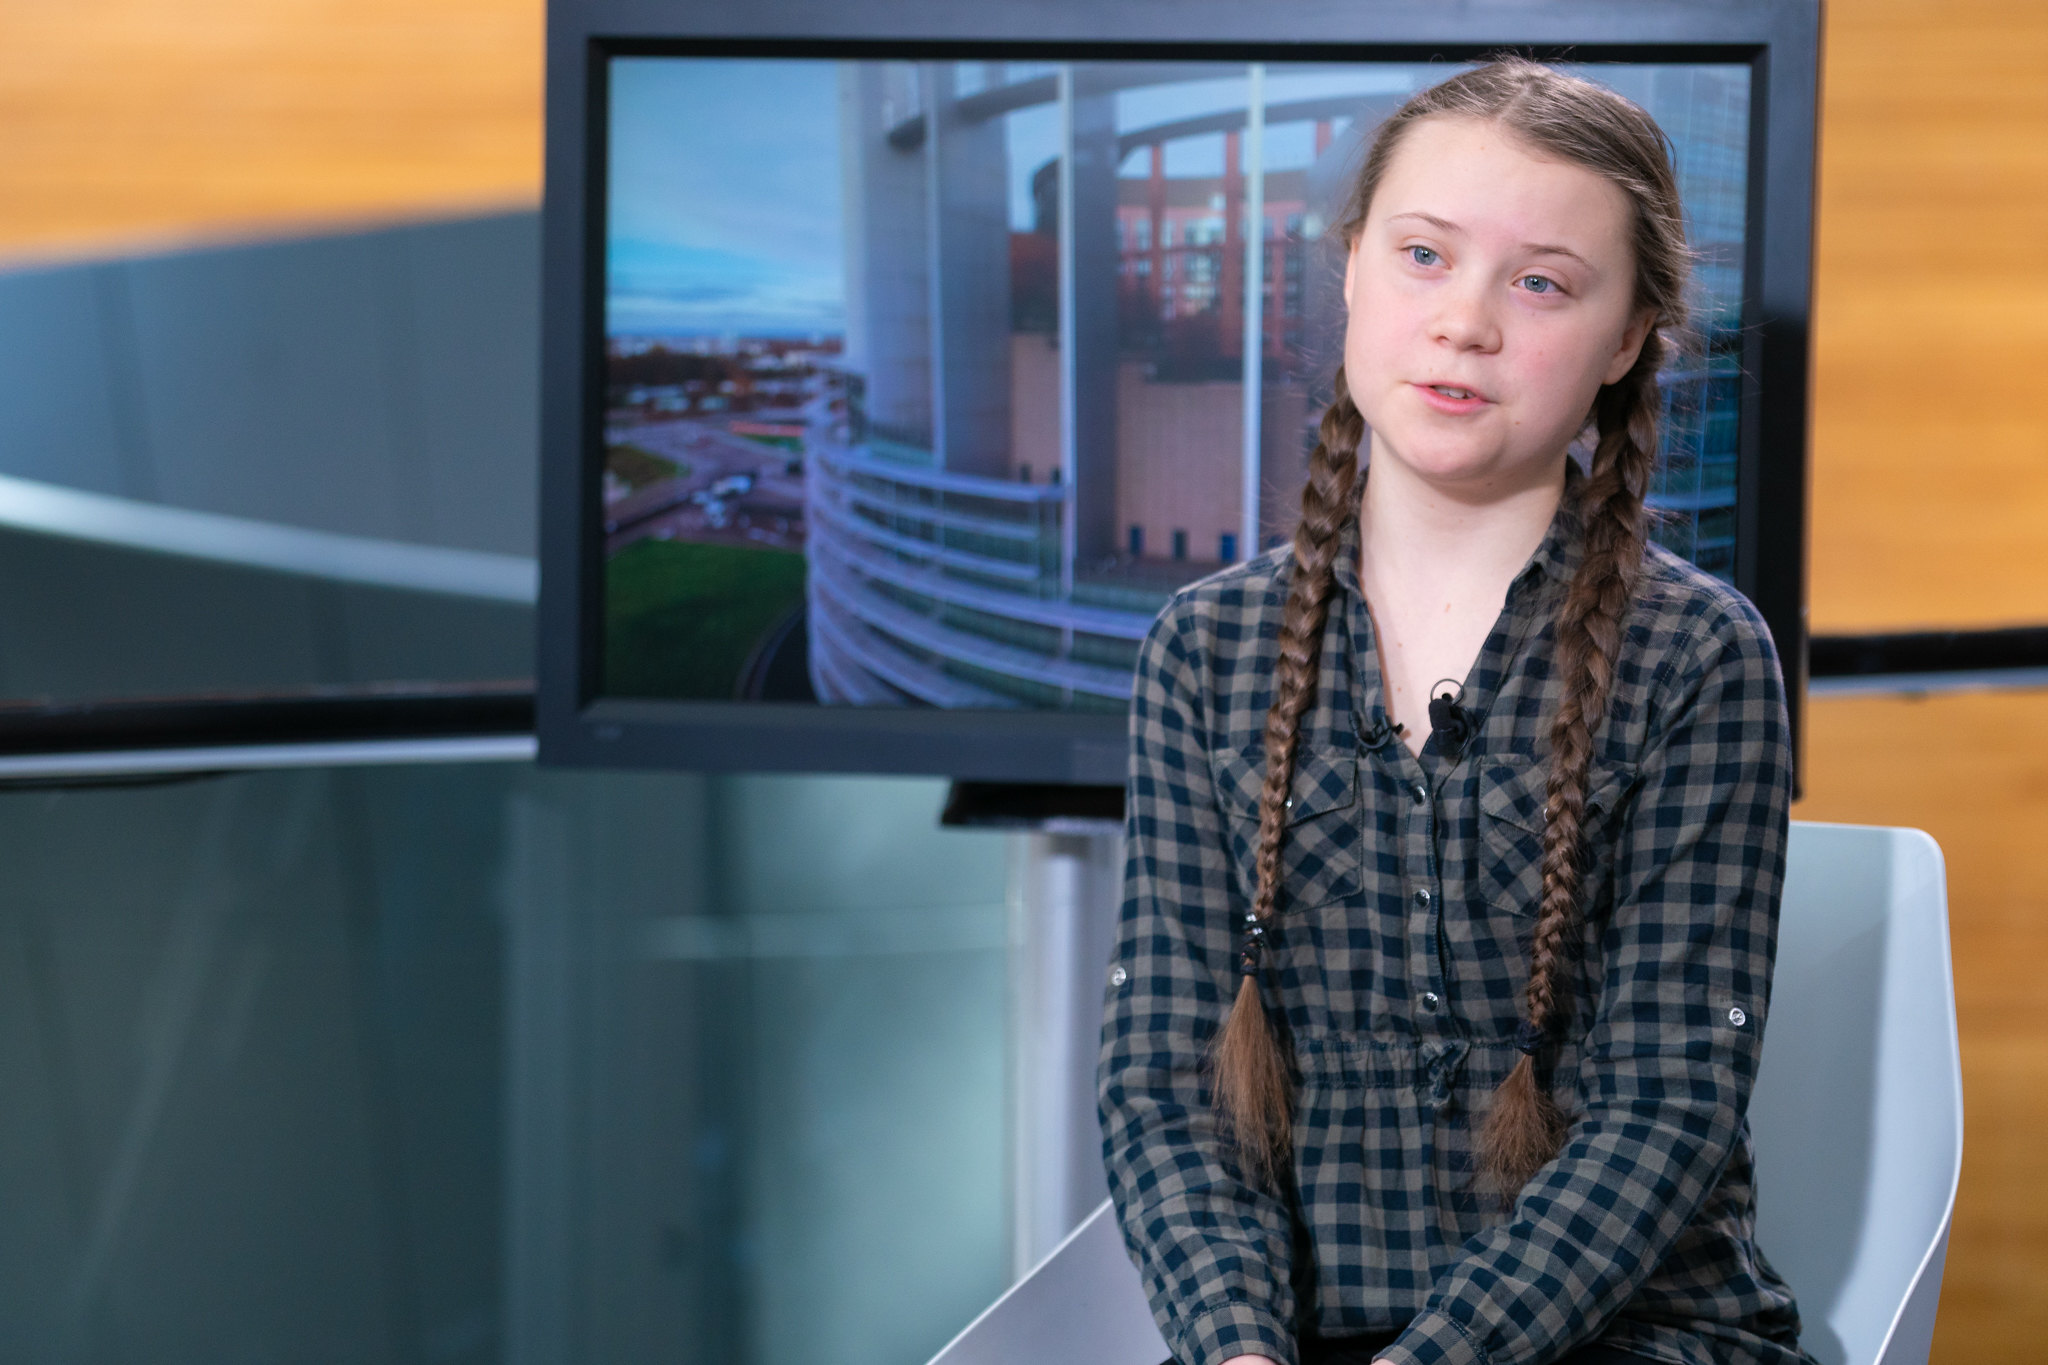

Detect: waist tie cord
[1424, 1039, 1471, 1116]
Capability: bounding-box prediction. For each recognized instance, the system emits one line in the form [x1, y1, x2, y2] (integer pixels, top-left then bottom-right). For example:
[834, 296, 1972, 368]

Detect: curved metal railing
[805, 442, 1156, 708]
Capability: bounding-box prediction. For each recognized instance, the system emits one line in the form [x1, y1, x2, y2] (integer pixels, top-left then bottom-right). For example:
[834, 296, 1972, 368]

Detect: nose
[1430, 277, 1501, 352]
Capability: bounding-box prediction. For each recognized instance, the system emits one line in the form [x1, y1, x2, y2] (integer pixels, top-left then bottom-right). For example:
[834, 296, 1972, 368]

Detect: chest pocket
[1477, 755, 1635, 917]
[1213, 744, 1362, 913]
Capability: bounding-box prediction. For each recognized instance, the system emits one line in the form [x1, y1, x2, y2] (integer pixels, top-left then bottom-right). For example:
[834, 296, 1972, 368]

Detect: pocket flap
[1480, 754, 1633, 835]
[1217, 743, 1358, 825]
[1285, 747, 1359, 824]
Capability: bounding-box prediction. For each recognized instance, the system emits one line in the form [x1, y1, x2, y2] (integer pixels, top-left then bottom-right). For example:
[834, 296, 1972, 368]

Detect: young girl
[1099, 59, 1808, 1365]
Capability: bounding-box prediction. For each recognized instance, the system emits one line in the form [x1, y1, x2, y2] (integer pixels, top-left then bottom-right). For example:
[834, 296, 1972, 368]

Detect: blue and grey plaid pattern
[1098, 492, 1810, 1365]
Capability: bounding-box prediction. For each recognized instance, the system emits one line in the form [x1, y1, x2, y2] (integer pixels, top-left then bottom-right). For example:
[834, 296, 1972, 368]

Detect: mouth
[1421, 383, 1487, 402]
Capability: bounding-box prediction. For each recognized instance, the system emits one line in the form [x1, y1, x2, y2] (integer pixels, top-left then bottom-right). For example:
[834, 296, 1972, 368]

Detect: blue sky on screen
[607, 58, 845, 338]
[601, 58, 1738, 340]
[608, 58, 1437, 327]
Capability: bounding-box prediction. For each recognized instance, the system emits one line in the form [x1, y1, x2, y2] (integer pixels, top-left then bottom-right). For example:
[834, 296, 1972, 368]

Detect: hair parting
[1208, 55, 1696, 1203]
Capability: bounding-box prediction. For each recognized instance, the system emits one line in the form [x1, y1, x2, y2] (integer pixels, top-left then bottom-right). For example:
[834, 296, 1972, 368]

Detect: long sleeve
[1381, 597, 1795, 1365]
[1099, 598, 1300, 1365]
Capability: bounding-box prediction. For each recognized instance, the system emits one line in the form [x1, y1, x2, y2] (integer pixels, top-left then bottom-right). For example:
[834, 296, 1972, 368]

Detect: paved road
[604, 416, 809, 556]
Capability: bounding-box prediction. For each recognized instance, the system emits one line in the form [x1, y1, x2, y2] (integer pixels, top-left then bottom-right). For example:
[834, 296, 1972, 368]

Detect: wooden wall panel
[1798, 690, 2048, 1364]
[0, 0, 543, 266]
[1810, 0, 2048, 631]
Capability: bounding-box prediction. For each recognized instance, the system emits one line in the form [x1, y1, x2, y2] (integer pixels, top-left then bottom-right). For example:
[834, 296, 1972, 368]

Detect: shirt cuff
[1375, 1309, 1489, 1365]
[1177, 1301, 1299, 1365]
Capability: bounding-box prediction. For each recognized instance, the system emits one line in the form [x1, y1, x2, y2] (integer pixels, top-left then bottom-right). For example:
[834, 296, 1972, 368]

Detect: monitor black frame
[538, 0, 1819, 782]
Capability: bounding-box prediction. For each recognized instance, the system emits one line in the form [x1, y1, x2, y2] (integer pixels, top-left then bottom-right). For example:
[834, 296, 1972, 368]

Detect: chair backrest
[928, 822, 1962, 1365]
[925, 1198, 1168, 1365]
[1748, 821, 1963, 1365]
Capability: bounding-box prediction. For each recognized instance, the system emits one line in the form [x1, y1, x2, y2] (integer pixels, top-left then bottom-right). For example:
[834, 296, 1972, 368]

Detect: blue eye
[1406, 245, 1439, 266]
[1520, 274, 1558, 294]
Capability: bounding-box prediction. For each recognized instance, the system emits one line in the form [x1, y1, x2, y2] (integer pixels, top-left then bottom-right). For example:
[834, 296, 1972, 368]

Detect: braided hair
[1214, 366, 1365, 1183]
[1213, 57, 1696, 1197]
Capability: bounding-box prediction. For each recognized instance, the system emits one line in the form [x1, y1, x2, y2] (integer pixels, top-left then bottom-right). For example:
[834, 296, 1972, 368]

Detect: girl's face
[1342, 115, 1657, 499]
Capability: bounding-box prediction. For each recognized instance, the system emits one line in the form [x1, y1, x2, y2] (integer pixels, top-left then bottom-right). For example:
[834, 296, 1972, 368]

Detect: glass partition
[0, 213, 541, 722]
[0, 765, 1011, 1365]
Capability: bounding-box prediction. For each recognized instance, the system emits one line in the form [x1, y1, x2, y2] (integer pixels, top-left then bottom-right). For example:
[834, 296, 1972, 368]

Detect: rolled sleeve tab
[1180, 1301, 1299, 1365]
[1377, 1310, 1490, 1365]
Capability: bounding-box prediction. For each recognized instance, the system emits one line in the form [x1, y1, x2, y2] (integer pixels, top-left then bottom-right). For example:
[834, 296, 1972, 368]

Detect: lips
[1411, 381, 1493, 414]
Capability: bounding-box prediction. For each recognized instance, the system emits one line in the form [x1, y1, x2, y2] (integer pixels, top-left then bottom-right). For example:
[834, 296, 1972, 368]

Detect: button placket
[1351, 595, 1454, 1048]
[1407, 767, 1451, 1040]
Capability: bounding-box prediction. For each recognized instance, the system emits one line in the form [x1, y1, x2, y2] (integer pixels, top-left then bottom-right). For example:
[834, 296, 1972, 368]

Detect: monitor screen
[597, 56, 1750, 715]
[540, 2, 1818, 783]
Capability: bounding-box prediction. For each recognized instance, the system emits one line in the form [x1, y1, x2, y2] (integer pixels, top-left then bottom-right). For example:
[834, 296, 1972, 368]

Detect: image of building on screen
[601, 59, 1748, 709]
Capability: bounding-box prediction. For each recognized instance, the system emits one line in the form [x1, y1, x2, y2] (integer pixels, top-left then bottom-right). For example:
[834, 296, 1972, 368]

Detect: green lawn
[605, 539, 806, 699]
[606, 443, 687, 490]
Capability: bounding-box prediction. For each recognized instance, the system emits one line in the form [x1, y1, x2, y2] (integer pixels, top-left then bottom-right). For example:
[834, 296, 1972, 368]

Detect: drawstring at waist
[1424, 1039, 1470, 1115]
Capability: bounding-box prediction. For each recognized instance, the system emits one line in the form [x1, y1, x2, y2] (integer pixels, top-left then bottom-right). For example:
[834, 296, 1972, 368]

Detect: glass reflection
[0, 765, 1010, 1365]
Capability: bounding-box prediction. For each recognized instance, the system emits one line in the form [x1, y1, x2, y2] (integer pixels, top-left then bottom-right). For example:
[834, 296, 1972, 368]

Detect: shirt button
[1409, 782, 1427, 803]
[1728, 1005, 1747, 1027]
[1109, 965, 1128, 987]
[1421, 991, 1441, 1012]
[1414, 888, 1432, 907]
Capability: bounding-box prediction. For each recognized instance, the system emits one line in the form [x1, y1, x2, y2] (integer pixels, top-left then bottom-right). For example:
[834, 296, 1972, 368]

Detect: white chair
[1748, 822, 1962, 1365]
[927, 821, 1962, 1365]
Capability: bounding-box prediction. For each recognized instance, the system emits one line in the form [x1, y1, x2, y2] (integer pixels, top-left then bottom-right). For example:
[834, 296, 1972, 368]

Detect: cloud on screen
[606, 57, 845, 336]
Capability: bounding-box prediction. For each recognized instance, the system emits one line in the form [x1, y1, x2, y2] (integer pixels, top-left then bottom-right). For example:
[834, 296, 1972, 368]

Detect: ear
[1602, 306, 1658, 386]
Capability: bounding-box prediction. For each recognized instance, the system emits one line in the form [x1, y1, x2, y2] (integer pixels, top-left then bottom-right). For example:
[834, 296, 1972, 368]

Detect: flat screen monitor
[539, 2, 1818, 782]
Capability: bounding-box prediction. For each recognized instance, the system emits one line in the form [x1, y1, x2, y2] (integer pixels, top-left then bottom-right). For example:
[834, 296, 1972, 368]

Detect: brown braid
[1474, 338, 1665, 1198]
[1213, 366, 1364, 1186]
[1208, 56, 1699, 1200]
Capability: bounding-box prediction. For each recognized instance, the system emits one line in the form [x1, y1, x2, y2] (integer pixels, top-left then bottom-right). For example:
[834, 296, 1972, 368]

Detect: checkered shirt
[1098, 489, 1811, 1365]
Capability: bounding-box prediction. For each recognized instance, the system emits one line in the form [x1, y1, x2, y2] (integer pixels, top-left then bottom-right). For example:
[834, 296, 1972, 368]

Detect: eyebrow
[1386, 211, 1597, 271]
